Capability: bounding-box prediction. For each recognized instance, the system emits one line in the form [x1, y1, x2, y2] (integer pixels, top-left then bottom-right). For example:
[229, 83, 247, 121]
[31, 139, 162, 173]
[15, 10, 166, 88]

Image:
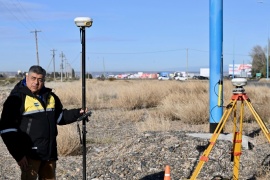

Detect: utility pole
[257, 0, 269, 80]
[103, 57, 106, 77]
[64, 58, 67, 80]
[186, 48, 189, 79]
[59, 51, 65, 82]
[30, 29, 41, 65]
[81, 52, 82, 81]
[51, 49, 57, 81]
[88, 57, 90, 79]
[65, 59, 70, 79]
[66, 63, 71, 79]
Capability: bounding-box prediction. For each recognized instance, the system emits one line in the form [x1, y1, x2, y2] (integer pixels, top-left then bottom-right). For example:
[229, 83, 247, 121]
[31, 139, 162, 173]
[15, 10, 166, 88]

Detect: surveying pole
[74, 17, 93, 180]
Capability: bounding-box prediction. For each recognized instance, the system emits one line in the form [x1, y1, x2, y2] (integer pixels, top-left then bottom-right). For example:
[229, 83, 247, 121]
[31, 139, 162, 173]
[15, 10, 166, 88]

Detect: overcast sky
[0, 0, 269, 73]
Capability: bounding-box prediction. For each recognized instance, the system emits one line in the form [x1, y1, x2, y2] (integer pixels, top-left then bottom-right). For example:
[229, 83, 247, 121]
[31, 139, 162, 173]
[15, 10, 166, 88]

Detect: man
[0, 65, 88, 179]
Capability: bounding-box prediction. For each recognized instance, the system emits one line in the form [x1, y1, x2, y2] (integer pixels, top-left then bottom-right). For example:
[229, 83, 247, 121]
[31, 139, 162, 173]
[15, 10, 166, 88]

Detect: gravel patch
[1, 117, 270, 180]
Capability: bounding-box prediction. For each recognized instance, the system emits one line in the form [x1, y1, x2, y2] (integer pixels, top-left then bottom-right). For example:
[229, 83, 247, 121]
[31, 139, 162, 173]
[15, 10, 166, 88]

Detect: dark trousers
[21, 157, 56, 180]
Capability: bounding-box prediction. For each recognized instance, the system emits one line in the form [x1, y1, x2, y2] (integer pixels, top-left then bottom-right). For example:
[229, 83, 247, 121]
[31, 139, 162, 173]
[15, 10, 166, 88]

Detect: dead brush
[44, 79, 270, 158]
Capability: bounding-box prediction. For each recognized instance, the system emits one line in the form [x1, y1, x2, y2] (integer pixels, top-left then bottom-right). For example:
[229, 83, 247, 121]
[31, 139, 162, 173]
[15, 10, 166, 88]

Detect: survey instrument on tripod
[190, 78, 270, 180]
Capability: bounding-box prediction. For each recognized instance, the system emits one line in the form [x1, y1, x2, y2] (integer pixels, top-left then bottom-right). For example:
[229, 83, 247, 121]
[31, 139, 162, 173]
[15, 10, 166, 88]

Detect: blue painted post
[233, 38, 235, 79]
[209, 0, 223, 133]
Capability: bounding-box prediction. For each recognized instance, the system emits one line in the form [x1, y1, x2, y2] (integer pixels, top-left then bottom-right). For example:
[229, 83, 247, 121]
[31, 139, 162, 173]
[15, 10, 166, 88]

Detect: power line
[0, 0, 30, 30]
[87, 48, 187, 55]
[1, 0, 252, 71]
[1, 0, 56, 67]
[14, 0, 53, 49]
[14, 0, 39, 30]
[86, 48, 250, 57]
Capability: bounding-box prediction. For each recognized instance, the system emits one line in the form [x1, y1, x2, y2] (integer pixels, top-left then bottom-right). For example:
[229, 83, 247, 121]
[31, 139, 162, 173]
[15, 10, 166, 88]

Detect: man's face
[26, 73, 45, 94]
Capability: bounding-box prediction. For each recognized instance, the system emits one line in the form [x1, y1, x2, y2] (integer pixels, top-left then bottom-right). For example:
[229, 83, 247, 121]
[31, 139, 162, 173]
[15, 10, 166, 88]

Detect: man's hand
[18, 156, 29, 170]
[80, 108, 88, 114]
[78, 108, 92, 121]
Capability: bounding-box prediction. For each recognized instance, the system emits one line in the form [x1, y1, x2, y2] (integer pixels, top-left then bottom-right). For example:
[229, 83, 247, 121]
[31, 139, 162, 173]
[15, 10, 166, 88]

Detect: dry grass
[136, 114, 171, 132]
[1, 78, 270, 178]
[45, 79, 270, 155]
[57, 124, 81, 156]
[158, 82, 209, 123]
[47, 79, 270, 123]
[49, 79, 270, 124]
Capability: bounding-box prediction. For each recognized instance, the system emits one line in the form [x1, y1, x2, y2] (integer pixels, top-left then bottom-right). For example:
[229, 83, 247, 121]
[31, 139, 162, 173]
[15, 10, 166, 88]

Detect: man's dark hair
[28, 65, 46, 77]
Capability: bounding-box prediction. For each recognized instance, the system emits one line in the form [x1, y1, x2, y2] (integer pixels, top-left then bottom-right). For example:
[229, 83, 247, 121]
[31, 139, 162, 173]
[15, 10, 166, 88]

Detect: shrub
[57, 124, 81, 156]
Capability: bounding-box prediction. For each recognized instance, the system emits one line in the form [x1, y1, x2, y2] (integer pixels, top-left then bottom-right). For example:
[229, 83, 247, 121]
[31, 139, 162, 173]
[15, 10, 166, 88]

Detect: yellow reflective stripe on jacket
[46, 95, 56, 109]
[22, 95, 55, 115]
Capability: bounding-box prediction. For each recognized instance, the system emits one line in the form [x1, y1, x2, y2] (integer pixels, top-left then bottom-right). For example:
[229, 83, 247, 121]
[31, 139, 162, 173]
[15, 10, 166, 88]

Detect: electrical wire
[1, 0, 252, 74]
[12, 0, 53, 49]
[14, 0, 39, 30]
[85, 48, 250, 57]
[87, 48, 188, 55]
[0, 0, 30, 30]
[1, 0, 60, 71]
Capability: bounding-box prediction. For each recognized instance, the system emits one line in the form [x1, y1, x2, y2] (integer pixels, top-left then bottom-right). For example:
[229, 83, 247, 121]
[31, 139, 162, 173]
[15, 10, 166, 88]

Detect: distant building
[229, 64, 252, 77]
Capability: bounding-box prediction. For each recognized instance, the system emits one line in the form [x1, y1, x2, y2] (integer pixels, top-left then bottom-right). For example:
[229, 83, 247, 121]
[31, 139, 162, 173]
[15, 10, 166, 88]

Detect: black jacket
[0, 80, 82, 162]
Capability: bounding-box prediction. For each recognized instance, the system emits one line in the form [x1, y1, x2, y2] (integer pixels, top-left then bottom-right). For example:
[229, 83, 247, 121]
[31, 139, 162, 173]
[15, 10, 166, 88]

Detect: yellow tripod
[190, 80, 270, 180]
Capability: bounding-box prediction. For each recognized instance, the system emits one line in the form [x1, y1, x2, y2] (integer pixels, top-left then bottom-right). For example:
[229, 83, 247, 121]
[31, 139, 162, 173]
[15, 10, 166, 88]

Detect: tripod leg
[232, 131, 242, 180]
[232, 100, 244, 180]
[244, 99, 270, 143]
[190, 100, 237, 180]
[232, 101, 237, 133]
[231, 101, 237, 161]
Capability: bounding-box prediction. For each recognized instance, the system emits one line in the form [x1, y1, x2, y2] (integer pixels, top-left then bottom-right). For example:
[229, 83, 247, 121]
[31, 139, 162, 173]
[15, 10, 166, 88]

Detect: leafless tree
[250, 45, 268, 77]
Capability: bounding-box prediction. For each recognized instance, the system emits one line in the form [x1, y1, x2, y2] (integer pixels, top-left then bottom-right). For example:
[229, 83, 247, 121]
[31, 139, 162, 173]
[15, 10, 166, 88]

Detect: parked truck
[199, 68, 209, 79]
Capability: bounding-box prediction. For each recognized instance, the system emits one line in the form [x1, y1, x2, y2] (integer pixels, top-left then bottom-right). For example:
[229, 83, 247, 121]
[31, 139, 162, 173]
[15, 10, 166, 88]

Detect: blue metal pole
[267, 33, 269, 80]
[209, 0, 223, 133]
[233, 38, 235, 79]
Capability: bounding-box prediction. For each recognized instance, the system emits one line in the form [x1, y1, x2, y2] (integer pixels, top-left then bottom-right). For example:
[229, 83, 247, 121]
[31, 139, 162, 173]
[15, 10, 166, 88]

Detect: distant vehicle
[157, 72, 170, 80]
[193, 75, 209, 80]
[173, 71, 187, 81]
[128, 74, 140, 79]
[200, 68, 209, 79]
[175, 76, 187, 81]
[158, 76, 170, 80]
[107, 74, 115, 78]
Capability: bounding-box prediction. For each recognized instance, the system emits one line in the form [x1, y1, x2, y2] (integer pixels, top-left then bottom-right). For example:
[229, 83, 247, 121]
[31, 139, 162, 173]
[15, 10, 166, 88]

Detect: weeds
[2, 79, 270, 158]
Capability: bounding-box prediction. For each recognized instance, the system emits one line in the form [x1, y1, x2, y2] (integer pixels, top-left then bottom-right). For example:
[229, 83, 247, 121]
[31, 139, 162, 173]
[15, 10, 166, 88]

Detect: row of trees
[15, 68, 85, 80]
[250, 40, 270, 78]
[46, 69, 76, 79]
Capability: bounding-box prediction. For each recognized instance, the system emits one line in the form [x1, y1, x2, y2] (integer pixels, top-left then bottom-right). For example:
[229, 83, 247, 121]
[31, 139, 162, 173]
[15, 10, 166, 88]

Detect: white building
[229, 64, 252, 77]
